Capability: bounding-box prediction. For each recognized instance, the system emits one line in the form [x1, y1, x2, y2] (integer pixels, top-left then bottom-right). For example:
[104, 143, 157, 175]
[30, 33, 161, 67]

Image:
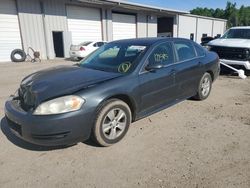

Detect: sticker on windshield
[128, 46, 147, 51]
[118, 62, 132, 73]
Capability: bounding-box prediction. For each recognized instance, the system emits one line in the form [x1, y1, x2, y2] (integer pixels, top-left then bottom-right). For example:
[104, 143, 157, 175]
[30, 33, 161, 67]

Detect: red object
[80, 46, 85, 51]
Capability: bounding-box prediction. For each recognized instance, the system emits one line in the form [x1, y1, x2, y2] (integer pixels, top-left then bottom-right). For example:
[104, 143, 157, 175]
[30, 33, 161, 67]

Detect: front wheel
[194, 73, 212, 100]
[92, 99, 131, 147]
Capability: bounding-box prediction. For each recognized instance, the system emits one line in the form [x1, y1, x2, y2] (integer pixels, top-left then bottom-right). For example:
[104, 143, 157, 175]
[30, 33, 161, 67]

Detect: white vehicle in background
[208, 26, 250, 70]
[69, 41, 107, 60]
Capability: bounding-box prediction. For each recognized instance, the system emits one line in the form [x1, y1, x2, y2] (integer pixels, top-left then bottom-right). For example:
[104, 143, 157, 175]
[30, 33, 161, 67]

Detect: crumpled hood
[208, 38, 250, 48]
[19, 65, 122, 106]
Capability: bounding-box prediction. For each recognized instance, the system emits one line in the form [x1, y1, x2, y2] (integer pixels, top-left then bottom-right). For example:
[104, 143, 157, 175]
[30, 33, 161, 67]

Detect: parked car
[208, 26, 250, 70]
[201, 36, 215, 47]
[69, 41, 106, 60]
[200, 34, 222, 47]
[5, 38, 220, 147]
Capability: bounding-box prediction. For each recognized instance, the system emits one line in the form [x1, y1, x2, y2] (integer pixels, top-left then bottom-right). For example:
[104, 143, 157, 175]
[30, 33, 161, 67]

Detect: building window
[190, 33, 194, 41]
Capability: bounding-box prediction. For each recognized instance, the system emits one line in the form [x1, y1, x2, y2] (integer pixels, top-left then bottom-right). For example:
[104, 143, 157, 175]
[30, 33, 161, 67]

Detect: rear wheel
[92, 99, 131, 147]
[194, 72, 212, 100]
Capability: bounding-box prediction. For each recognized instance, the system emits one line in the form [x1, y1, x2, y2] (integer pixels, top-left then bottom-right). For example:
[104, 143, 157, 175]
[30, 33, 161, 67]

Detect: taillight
[80, 47, 85, 51]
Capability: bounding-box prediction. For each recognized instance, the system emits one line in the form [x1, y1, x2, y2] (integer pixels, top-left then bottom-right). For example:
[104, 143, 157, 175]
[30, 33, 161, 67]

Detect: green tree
[190, 1, 250, 27]
[224, 1, 238, 27]
[213, 8, 225, 19]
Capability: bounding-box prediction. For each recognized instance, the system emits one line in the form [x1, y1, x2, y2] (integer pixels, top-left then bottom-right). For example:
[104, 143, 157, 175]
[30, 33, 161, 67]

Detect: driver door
[138, 42, 177, 114]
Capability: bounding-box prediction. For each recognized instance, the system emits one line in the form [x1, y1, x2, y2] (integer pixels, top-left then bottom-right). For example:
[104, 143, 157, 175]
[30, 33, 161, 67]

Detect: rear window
[80, 41, 92, 46]
[174, 41, 196, 61]
[194, 43, 205, 57]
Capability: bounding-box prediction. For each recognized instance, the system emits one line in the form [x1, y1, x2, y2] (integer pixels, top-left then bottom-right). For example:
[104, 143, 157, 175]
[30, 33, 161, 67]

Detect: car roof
[109, 37, 192, 46]
[230, 26, 250, 29]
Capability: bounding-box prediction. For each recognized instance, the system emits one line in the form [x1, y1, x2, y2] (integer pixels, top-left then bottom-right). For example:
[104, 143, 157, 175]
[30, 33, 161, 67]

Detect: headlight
[33, 95, 85, 115]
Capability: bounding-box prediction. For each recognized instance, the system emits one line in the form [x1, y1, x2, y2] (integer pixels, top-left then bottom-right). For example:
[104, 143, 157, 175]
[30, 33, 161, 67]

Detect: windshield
[79, 42, 148, 74]
[221, 29, 250, 39]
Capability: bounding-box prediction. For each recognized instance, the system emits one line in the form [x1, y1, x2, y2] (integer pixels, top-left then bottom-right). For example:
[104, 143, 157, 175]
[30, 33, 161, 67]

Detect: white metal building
[0, 0, 227, 62]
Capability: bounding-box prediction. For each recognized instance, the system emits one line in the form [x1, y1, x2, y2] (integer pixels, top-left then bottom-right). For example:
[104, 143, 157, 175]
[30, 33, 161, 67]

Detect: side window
[147, 42, 174, 66]
[174, 41, 196, 62]
[194, 43, 205, 57]
[93, 43, 98, 47]
[97, 42, 104, 47]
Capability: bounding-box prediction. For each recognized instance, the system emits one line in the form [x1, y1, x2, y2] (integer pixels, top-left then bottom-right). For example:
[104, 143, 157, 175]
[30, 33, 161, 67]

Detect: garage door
[112, 13, 136, 40]
[178, 15, 197, 42]
[0, 0, 22, 62]
[67, 6, 102, 45]
[197, 18, 213, 44]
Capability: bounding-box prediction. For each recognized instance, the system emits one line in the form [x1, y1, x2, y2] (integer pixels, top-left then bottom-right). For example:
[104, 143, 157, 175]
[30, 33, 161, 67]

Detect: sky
[127, 0, 250, 11]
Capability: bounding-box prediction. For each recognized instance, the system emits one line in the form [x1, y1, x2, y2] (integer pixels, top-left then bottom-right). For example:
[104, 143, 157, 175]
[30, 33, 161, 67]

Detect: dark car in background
[4, 38, 220, 147]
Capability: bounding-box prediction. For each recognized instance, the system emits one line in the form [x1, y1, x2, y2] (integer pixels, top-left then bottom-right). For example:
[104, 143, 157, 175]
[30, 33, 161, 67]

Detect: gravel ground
[0, 60, 249, 188]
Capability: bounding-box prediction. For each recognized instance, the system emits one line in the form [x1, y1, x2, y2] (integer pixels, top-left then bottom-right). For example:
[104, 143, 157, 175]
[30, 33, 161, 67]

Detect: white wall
[178, 15, 197, 40]
[173, 15, 178, 37]
[147, 15, 157, 37]
[137, 13, 147, 38]
[178, 14, 226, 44]
[0, 0, 22, 62]
[213, 20, 226, 37]
[43, 0, 68, 59]
[17, 0, 47, 59]
[196, 18, 213, 43]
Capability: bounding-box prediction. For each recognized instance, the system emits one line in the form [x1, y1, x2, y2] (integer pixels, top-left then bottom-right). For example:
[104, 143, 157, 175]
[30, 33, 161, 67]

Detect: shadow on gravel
[0, 117, 72, 151]
[82, 139, 101, 147]
[220, 66, 250, 77]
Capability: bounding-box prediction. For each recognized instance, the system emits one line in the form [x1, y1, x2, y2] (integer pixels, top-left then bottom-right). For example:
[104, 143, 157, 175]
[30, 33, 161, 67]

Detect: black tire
[91, 99, 131, 147]
[194, 72, 212, 101]
[10, 49, 26, 62]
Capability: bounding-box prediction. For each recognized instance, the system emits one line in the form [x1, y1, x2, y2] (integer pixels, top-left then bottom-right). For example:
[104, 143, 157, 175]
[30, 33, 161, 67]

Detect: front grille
[6, 117, 22, 136]
[210, 46, 250, 61]
[32, 132, 70, 140]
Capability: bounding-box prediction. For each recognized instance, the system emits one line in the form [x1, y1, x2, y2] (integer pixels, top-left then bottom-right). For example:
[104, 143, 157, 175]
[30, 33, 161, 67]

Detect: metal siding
[137, 13, 147, 38]
[106, 9, 113, 41]
[213, 20, 226, 37]
[197, 18, 213, 44]
[67, 6, 102, 45]
[101, 9, 107, 41]
[43, 0, 68, 59]
[178, 15, 197, 41]
[0, 0, 22, 62]
[112, 13, 136, 40]
[173, 15, 178, 37]
[17, 0, 47, 59]
[147, 15, 157, 37]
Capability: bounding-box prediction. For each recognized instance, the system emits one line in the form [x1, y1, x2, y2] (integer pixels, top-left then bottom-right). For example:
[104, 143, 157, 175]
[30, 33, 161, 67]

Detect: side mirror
[145, 62, 164, 71]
